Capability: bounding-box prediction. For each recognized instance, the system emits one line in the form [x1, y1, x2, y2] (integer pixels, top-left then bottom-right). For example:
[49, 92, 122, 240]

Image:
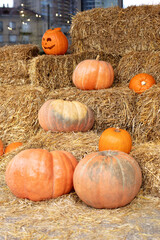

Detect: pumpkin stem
[114, 127, 120, 132]
[141, 81, 146, 85]
[96, 55, 100, 61]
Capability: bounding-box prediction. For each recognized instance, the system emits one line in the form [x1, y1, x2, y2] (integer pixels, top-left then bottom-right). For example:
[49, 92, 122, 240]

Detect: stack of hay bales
[0, 4, 159, 201]
[0, 4, 159, 239]
[70, 5, 160, 55]
[0, 44, 39, 85]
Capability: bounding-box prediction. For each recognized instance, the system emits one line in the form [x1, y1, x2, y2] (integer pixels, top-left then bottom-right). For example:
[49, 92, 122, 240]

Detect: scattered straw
[0, 85, 46, 145]
[70, 5, 160, 55]
[117, 51, 160, 85]
[28, 51, 121, 89]
[131, 141, 160, 198]
[133, 84, 160, 142]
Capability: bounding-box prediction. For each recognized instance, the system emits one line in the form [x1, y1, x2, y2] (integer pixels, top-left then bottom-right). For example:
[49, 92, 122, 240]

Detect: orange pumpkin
[99, 127, 132, 154]
[0, 139, 3, 156]
[5, 142, 22, 154]
[129, 73, 156, 94]
[73, 150, 142, 209]
[72, 56, 114, 90]
[42, 28, 68, 55]
[38, 99, 94, 132]
[5, 149, 78, 201]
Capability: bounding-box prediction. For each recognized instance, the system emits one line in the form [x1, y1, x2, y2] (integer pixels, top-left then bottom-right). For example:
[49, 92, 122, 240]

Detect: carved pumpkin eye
[43, 38, 45, 41]
[47, 38, 51, 42]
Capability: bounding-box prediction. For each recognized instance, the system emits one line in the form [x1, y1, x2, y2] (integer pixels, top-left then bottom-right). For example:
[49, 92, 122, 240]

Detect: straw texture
[70, 5, 160, 55]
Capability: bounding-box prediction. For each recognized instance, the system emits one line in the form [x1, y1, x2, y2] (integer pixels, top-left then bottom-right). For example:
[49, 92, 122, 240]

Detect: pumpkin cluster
[5, 32, 148, 209]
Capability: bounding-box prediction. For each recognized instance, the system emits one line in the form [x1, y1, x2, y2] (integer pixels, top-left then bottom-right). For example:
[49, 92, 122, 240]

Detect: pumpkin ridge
[113, 156, 126, 191]
[72, 101, 82, 131]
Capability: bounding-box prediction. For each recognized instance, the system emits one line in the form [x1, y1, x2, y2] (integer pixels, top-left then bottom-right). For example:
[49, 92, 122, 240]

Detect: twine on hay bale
[46, 86, 136, 134]
[0, 85, 46, 145]
[131, 141, 160, 197]
[70, 5, 160, 55]
[0, 44, 39, 62]
[117, 51, 160, 85]
[28, 51, 121, 89]
[133, 84, 160, 142]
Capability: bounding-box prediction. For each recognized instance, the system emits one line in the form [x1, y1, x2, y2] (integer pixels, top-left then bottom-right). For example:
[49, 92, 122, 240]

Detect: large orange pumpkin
[72, 56, 114, 90]
[5, 149, 78, 201]
[0, 139, 3, 156]
[5, 142, 22, 154]
[129, 73, 156, 94]
[73, 150, 142, 209]
[38, 99, 94, 132]
[99, 127, 132, 154]
[42, 28, 68, 55]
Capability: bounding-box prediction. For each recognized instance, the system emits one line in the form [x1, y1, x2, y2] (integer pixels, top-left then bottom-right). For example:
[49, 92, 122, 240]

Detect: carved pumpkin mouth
[43, 44, 55, 49]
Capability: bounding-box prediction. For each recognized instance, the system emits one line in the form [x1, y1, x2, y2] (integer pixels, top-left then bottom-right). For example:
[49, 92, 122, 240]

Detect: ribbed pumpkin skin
[99, 128, 132, 154]
[5, 142, 23, 154]
[0, 139, 3, 156]
[5, 149, 78, 201]
[38, 99, 95, 132]
[129, 73, 156, 94]
[42, 28, 68, 55]
[72, 59, 114, 90]
[73, 150, 142, 209]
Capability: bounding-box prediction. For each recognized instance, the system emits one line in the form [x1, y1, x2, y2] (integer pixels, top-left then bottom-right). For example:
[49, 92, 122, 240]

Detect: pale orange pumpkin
[5, 149, 78, 201]
[72, 56, 114, 90]
[5, 142, 23, 154]
[99, 127, 132, 154]
[129, 73, 156, 94]
[38, 99, 94, 132]
[73, 150, 142, 209]
[42, 28, 68, 55]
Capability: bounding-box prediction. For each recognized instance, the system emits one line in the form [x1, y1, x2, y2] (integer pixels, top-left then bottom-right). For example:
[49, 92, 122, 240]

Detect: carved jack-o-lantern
[42, 28, 68, 55]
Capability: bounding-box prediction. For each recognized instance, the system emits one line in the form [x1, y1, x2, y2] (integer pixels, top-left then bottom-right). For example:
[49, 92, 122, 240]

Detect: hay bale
[133, 84, 160, 142]
[46, 86, 136, 134]
[28, 51, 121, 89]
[117, 51, 160, 85]
[0, 44, 39, 62]
[70, 5, 160, 55]
[0, 60, 30, 85]
[0, 44, 40, 85]
[131, 141, 160, 197]
[0, 129, 99, 172]
[0, 85, 46, 145]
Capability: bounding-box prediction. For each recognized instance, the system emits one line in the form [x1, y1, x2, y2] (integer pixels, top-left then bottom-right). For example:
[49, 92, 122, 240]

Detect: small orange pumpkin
[42, 28, 68, 55]
[5, 142, 22, 154]
[5, 149, 78, 201]
[0, 139, 3, 156]
[72, 56, 114, 90]
[38, 99, 94, 132]
[73, 150, 142, 209]
[129, 73, 156, 94]
[99, 127, 132, 154]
